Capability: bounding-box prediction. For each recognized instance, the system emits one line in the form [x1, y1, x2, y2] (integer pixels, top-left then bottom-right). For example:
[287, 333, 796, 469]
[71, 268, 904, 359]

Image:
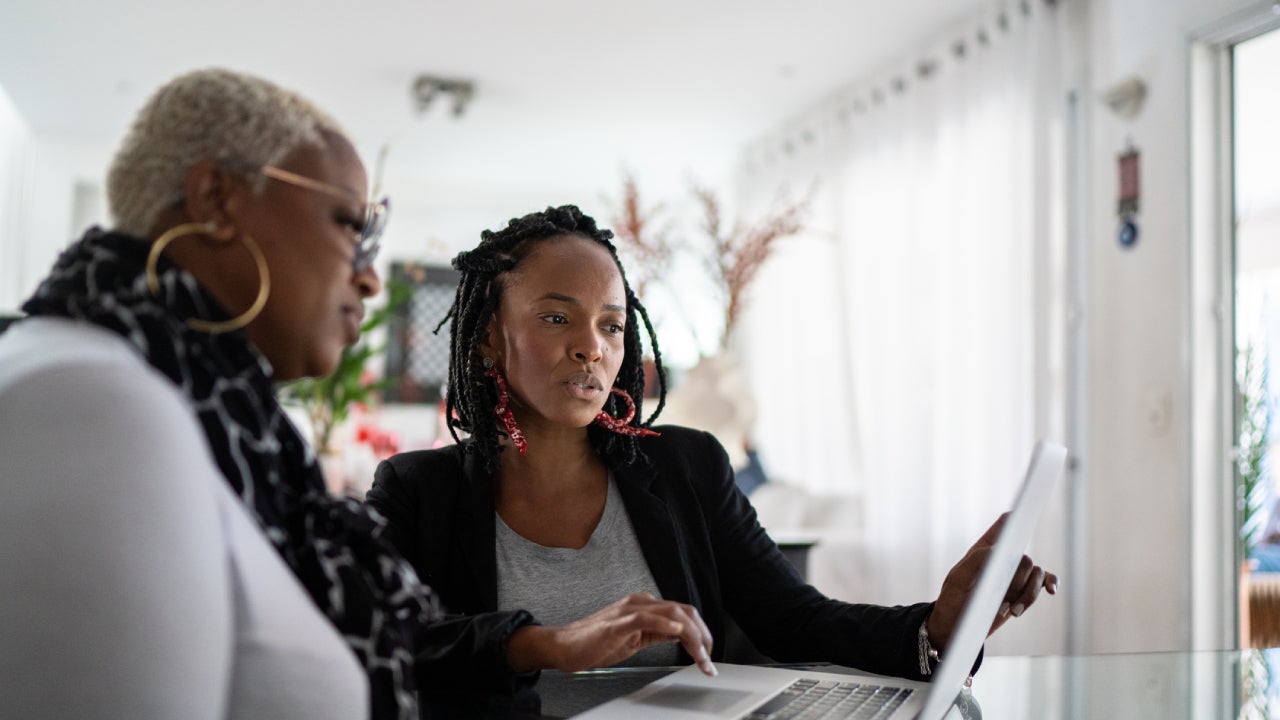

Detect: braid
[438, 205, 668, 472]
[633, 293, 667, 425]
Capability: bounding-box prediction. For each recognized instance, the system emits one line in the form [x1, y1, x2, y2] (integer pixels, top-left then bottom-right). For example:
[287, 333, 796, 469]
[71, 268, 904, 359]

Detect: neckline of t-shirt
[494, 473, 620, 554]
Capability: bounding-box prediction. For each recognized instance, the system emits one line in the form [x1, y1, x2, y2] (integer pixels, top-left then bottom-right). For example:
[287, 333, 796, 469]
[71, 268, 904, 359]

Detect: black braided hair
[436, 205, 668, 473]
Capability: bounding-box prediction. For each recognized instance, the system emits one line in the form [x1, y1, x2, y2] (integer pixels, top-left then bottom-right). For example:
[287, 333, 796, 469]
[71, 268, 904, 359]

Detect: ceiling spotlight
[412, 74, 475, 118]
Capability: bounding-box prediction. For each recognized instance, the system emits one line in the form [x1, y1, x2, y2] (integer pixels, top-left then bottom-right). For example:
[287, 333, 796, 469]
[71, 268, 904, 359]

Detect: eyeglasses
[259, 165, 389, 273]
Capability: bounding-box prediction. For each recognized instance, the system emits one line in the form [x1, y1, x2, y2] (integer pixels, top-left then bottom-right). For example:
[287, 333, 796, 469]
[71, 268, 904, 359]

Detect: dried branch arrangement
[692, 184, 810, 350]
[608, 173, 676, 300]
[608, 171, 812, 353]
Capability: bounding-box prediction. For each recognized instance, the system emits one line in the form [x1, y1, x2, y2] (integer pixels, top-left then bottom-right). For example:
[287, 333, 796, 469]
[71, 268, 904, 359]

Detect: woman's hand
[925, 513, 1059, 650]
[507, 592, 717, 676]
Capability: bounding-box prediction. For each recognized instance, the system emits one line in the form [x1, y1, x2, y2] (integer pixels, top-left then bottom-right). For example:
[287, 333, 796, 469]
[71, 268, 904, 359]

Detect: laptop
[577, 439, 1067, 720]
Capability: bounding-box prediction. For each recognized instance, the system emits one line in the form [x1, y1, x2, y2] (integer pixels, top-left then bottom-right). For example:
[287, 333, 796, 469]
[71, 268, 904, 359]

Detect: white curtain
[737, 2, 1068, 611]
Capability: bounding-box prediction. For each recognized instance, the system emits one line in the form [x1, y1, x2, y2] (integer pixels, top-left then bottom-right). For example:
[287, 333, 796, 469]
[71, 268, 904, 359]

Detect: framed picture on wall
[383, 262, 460, 404]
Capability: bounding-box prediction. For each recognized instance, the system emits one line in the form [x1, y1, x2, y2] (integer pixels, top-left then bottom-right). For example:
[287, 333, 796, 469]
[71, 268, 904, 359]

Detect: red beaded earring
[483, 357, 528, 455]
[593, 387, 661, 438]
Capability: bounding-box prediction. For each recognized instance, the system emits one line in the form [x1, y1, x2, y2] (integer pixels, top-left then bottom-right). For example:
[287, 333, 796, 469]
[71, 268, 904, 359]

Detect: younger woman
[367, 205, 1055, 701]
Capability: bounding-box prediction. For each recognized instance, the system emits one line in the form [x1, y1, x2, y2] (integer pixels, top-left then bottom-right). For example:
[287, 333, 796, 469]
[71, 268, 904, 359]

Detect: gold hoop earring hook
[145, 221, 271, 334]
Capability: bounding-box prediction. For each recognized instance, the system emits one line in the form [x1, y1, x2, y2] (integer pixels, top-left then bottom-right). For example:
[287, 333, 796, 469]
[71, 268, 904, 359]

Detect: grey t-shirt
[495, 476, 681, 667]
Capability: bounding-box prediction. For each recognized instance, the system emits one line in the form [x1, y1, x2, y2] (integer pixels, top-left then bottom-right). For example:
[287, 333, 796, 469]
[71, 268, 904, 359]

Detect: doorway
[1234, 26, 1280, 648]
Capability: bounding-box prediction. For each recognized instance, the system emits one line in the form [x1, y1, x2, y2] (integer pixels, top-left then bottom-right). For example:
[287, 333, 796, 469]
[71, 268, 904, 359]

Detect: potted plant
[1238, 341, 1270, 562]
[281, 280, 410, 492]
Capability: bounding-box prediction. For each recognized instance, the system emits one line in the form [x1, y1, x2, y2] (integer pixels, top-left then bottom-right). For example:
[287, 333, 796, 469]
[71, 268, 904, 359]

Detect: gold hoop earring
[146, 221, 271, 334]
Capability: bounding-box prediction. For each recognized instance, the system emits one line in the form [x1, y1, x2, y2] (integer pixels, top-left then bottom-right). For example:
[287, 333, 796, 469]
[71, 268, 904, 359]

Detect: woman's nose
[572, 333, 604, 363]
[354, 263, 382, 299]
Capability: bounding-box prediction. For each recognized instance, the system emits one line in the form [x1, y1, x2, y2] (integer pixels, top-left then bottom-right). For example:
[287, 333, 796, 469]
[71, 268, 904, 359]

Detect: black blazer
[367, 425, 934, 698]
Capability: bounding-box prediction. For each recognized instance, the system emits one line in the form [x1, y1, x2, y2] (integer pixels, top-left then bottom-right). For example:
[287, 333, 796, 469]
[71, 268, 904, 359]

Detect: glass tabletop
[530, 650, 1280, 719]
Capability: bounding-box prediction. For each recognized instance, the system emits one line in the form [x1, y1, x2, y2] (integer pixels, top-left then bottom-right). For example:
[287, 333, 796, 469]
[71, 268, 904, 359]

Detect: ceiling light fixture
[411, 74, 475, 118]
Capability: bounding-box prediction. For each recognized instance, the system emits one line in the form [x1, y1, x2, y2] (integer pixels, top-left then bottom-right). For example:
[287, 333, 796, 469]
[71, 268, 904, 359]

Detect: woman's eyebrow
[535, 293, 625, 314]
[536, 292, 580, 306]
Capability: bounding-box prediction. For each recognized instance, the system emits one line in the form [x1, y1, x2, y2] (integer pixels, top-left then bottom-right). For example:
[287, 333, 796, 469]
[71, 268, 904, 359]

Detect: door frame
[1187, 1, 1280, 655]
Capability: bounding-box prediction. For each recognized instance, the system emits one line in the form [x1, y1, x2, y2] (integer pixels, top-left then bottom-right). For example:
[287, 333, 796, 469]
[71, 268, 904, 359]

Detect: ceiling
[1, 0, 984, 211]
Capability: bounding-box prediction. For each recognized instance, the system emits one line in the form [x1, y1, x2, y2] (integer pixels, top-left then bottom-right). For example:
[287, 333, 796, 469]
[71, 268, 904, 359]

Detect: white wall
[0, 129, 113, 313]
[1078, 0, 1266, 656]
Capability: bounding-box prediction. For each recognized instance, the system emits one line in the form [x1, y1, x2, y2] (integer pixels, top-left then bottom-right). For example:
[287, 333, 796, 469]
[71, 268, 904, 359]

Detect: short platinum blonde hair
[106, 68, 347, 236]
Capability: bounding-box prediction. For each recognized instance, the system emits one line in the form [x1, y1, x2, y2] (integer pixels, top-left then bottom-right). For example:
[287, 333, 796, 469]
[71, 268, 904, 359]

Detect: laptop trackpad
[637, 684, 753, 712]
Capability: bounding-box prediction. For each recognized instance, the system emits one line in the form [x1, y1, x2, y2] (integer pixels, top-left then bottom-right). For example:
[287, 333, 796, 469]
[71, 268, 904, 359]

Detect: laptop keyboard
[743, 678, 913, 720]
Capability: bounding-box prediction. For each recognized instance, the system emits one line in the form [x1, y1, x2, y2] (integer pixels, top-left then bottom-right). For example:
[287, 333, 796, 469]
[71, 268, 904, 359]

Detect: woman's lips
[341, 305, 364, 343]
[562, 372, 603, 400]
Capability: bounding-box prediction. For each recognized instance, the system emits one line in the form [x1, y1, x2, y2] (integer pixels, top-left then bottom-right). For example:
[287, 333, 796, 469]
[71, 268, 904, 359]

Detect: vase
[319, 451, 348, 496]
[662, 353, 756, 470]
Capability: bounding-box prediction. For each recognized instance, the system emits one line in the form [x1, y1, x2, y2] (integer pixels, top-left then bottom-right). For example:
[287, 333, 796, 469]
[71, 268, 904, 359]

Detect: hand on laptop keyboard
[506, 592, 718, 676]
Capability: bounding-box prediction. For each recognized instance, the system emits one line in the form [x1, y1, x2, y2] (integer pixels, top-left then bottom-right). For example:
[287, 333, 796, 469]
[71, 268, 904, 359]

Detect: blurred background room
[3, 2, 1279, 715]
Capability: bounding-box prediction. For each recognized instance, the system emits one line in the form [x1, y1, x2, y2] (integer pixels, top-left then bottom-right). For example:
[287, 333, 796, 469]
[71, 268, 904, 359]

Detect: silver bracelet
[918, 621, 976, 687]
[917, 621, 940, 675]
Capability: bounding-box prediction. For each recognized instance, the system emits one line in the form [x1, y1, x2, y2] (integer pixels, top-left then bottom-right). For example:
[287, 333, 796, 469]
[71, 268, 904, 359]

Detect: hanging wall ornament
[1117, 142, 1140, 249]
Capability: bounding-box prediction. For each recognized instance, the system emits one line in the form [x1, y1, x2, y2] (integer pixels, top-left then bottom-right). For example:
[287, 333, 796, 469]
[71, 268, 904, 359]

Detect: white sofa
[748, 482, 875, 606]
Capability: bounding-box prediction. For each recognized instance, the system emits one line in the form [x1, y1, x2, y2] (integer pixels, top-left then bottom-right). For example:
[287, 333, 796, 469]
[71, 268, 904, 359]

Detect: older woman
[367, 205, 1058, 703]
[0, 69, 436, 720]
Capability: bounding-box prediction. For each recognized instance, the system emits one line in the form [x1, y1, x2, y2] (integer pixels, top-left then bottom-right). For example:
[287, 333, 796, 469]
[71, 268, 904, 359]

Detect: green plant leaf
[279, 278, 411, 453]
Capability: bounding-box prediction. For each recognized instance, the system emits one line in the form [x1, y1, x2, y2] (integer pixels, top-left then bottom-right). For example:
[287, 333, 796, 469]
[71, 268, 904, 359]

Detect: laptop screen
[915, 440, 1066, 720]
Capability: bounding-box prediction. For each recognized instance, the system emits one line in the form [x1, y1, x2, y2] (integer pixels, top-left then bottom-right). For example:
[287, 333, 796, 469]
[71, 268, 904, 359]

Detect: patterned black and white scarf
[23, 228, 439, 720]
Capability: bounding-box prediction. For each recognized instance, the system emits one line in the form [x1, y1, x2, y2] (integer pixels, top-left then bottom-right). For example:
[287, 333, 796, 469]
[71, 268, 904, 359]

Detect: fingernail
[705, 661, 718, 677]
[999, 602, 1011, 617]
[1048, 580, 1060, 593]
[1012, 603, 1026, 617]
